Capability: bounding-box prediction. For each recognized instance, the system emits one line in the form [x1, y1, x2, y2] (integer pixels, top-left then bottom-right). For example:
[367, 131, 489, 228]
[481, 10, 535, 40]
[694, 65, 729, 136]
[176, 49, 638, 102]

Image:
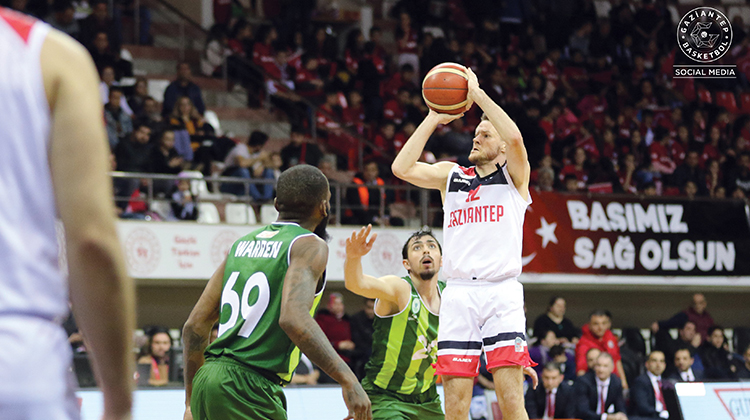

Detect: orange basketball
[422, 63, 469, 115]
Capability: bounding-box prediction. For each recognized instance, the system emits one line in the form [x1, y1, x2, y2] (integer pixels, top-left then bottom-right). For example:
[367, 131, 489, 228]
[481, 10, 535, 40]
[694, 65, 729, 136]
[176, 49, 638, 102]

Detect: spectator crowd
[11, 0, 750, 224]
[308, 292, 750, 420]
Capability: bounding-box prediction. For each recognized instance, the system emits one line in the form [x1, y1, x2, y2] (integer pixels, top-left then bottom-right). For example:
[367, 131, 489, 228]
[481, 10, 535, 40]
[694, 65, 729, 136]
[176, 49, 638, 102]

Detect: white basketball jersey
[442, 163, 531, 282]
[0, 9, 74, 404]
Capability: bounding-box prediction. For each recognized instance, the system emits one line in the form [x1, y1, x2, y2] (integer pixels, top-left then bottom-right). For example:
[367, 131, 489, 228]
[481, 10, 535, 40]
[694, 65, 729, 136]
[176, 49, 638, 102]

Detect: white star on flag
[535, 217, 558, 249]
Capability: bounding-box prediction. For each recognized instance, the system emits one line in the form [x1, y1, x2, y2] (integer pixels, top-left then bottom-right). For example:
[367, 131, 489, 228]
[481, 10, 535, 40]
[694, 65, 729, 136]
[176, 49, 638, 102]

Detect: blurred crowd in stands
[10, 0, 750, 224]
[313, 292, 750, 420]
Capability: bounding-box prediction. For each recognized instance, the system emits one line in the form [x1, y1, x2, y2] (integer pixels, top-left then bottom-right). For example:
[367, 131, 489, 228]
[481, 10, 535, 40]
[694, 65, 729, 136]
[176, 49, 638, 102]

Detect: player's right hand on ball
[427, 109, 464, 125]
[345, 224, 378, 258]
[342, 381, 372, 420]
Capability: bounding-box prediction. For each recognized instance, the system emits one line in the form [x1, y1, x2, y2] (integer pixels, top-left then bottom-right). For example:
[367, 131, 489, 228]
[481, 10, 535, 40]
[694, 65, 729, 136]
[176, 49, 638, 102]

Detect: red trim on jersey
[0, 7, 35, 43]
[485, 345, 537, 371]
[459, 166, 476, 176]
[435, 354, 480, 377]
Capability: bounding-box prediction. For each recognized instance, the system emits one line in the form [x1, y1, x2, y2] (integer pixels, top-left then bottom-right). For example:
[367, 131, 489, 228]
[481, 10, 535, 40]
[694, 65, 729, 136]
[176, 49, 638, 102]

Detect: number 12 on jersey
[218, 271, 271, 338]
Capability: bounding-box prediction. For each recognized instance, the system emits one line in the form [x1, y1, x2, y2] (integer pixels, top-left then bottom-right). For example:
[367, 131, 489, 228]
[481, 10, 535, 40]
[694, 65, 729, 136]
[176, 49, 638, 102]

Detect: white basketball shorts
[435, 278, 535, 376]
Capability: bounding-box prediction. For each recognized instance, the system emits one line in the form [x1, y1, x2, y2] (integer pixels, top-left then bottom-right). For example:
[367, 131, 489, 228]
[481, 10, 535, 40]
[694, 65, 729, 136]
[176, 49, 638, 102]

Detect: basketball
[422, 63, 469, 115]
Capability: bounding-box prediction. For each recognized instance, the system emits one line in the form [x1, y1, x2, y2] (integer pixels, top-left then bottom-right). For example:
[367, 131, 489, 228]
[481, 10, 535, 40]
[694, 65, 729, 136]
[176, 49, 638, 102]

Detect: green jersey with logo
[364, 277, 445, 396]
[205, 222, 324, 383]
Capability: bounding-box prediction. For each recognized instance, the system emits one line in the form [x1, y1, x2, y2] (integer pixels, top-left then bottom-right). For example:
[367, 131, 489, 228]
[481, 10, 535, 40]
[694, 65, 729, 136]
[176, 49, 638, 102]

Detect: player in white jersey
[392, 68, 537, 420]
[0, 7, 134, 420]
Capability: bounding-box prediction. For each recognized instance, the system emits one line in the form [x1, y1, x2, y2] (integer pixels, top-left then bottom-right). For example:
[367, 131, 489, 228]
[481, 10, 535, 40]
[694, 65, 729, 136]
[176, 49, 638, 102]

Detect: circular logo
[677, 7, 733, 63]
[411, 298, 421, 314]
[124, 227, 161, 276]
[211, 230, 242, 267]
[369, 232, 404, 276]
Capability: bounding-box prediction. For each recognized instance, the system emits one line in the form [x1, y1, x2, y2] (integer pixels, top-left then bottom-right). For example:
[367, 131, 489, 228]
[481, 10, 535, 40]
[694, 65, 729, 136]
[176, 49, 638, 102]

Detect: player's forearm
[392, 114, 439, 178]
[280, 314, 358, 387]
[182, 321, 211, 404]
[343, 256, 368, 296]
[472, 89, 523, 145]
[67, 235, 134, 416]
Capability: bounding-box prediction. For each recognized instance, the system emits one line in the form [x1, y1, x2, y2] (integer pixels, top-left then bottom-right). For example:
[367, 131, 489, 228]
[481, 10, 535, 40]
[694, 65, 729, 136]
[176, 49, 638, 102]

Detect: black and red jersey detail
[448, 165, 509, 193]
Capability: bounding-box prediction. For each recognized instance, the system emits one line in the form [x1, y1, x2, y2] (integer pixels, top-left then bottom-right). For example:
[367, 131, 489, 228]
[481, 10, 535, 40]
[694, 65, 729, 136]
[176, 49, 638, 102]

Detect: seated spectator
[705, 159, 723, 198]
[128, 77, 150, 118]
[382, 87, 410, 125]
[653, 320, 704, 375]
[169, 96, 205, 138]
[559, 147, 588, 190]
[46, 0, 79, 38]
[89, 31, 131, 79]
[576, 310, 628, 389]
[729, 152, 750, 196]
[150, 130, 185, 195]
[562, 173, 580, 192]
[104, 87, 133, 150]
[586, 348, 602, 370]
[737, 345, 750, 379]
[315, 293, 355, 377]
[535, 166, 556, 192]
[100, 66, 133, 117]
[667, 348, 703, 382]
[683, 180, 698, 199]
[252, 24, 277, 75]
[649, 127, 676, 178]
[530, 330, 560, 377]
[266, 51, 309, 130]
[672, 151, 704, 194]
[350, 298, 375, 380]
[280, 127, 323, 170]
[162, 63, 206, 118]
[550, 344, 577, 382]
[526, 362, 576, 419]
[652, 293, 714, 341]
[170, 176, 198, 221]
[116, 123, 152, 173]
[200, 24, 232, 77]
[78, 0, 118, 50]
[699, 326, 737, 379]
[221, 131, 273, 201]
[291, 354, 320, 385]
[345, 161, 392, 226]
[136, 327, 172, 387]
[533, 296, 580, 344]
[618, 153, 638, 194]
[136, 97, 164, 131]
[630, 351, 669, 420]
[574, 353, 628, 420]
[369, 121, 397, 163]
[294, 55, 325, 100]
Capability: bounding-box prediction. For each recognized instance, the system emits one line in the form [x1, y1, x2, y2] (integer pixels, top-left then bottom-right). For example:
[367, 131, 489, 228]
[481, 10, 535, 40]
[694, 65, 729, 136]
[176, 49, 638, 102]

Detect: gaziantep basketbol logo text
[677, 7, 732, 63]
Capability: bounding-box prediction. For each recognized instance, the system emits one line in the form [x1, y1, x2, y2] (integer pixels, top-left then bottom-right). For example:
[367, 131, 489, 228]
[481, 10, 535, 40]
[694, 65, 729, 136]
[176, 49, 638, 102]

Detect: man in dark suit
[667, 348, 704, 382]
[652, 320, 704, 374]
[525, 362, 576, 419]
[575, 353, 628, 420]
[631, 351, 670, 419]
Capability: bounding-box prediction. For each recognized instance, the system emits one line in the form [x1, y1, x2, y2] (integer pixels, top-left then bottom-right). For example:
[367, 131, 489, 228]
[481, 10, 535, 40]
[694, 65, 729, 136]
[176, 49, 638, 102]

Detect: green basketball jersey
[364, 277, 446, 396]
[205, 222, 324, 383]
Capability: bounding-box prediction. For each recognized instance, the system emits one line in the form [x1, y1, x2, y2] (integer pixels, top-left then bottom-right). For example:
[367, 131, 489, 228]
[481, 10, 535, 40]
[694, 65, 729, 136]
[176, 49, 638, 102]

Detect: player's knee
[496, 388, 525, 414]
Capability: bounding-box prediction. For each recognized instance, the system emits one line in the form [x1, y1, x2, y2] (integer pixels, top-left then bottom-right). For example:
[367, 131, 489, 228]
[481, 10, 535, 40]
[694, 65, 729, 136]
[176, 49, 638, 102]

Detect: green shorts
[191, 357, 287, 420]
[363, 378, 444, 420]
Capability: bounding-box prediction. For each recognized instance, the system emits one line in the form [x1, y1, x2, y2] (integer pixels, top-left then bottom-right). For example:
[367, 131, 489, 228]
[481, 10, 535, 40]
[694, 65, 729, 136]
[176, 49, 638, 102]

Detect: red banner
[521, 192, 750, 276]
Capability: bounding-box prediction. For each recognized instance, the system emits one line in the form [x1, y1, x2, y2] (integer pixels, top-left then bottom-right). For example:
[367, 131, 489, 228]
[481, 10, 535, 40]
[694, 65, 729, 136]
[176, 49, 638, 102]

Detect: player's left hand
[524, 366, 539, 390]
[465, 67, 481, 101]
[345, 225, 378, 258]
[182, 406, 193, 420]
